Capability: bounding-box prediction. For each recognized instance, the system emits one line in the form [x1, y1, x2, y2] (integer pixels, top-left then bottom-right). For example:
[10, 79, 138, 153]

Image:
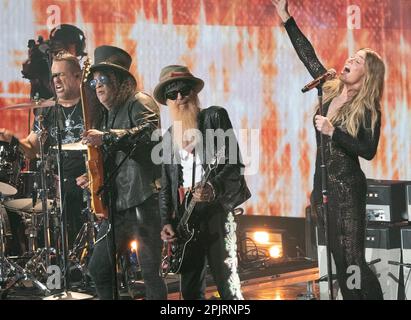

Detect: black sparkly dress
[284, 17, 383, 300]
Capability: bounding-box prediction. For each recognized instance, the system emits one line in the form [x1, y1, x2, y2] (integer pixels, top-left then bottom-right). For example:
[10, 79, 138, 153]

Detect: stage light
[253, 231, 270, 244]
[241, 229, 285, 262]
[130, 240, 138, 252]
[269, 245, 282, 258]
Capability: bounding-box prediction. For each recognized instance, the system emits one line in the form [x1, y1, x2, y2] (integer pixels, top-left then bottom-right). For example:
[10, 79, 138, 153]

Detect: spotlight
[253, 231, 270, 244]
[269, 245, 282, 258]
[130, 240, 138, 252]
[241, 229, 285, 262]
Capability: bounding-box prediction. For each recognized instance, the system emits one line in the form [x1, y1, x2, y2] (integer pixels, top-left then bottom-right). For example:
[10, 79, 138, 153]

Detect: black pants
[88, 194, 167, 300]
[313, 179, 383, 300]
[179, 202, 243, 300]
[63, 178, 86, 248]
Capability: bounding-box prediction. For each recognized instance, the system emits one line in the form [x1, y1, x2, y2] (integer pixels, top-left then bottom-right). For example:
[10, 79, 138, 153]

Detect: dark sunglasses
[165, 86, 192, 101]
[89, 75, 110, 89]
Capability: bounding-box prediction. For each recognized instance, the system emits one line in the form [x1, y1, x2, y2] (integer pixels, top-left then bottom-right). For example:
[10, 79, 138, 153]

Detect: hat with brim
[153, 65, 204, 105]
[90, 45, 136, 84]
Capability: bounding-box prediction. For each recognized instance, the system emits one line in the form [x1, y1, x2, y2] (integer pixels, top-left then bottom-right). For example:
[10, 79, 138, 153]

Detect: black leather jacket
[159, 106, 251, 226]
[101, 94, 161, 212]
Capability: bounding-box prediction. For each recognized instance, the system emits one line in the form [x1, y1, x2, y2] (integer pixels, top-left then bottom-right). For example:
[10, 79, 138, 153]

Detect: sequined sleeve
[332, 110, 381, 160]
[283, 17, 327, 79]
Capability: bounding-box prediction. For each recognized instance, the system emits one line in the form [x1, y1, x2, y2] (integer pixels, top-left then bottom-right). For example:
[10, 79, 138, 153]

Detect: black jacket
[159, 106, 251, 226]
[101, 95, 161, 212]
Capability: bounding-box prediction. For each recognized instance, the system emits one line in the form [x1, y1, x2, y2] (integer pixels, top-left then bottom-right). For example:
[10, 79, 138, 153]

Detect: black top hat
[90, 45, 136, 84]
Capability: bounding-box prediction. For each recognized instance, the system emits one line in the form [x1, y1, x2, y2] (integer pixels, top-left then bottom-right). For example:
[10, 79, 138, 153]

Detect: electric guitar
[160, 146, 226, 276]
[80, 58, 108, 218]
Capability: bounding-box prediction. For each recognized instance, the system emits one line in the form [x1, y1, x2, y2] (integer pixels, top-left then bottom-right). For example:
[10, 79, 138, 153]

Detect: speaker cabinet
[401, 226, 411, 300]
[365, 225, 403, 300]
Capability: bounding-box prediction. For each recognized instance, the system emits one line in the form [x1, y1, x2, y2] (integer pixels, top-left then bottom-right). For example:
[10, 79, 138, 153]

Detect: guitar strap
[191, 147, 196, 190]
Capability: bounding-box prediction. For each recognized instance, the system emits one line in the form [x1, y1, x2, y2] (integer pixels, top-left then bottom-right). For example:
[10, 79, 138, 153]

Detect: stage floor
[2, 258, 320, 300]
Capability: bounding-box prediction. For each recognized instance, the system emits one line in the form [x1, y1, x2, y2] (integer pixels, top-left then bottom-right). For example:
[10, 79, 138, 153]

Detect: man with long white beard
[154, 65, 251, 300]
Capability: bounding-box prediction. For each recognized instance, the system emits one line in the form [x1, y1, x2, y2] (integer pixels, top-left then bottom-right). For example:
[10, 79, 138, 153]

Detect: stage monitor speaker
[406, 185, 411, 222]
[366, 180, 409, 223]
[365, 225, 404, 300]
[401, 226, 411, 300]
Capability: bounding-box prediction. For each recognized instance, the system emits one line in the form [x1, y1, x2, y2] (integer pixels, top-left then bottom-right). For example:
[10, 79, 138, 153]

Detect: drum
[3, 171, 59, 213]
[0, 204, 12, 238]
[0, 204, 26, 256]
[0, 141, 22, 197]
[4, 198, 56, 214]
[16, 171, 57, 199]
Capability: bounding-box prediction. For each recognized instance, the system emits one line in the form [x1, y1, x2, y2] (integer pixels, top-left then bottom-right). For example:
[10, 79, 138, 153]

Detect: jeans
[88, 194, 167, 299]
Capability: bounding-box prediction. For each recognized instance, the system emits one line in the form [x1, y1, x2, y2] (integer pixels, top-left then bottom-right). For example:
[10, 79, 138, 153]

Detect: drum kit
[0, 101, 95, 299]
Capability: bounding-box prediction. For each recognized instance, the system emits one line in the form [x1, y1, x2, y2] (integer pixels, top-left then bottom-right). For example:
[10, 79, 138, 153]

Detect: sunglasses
[165, 86, 192, 101]
[89, 75, 110, 89]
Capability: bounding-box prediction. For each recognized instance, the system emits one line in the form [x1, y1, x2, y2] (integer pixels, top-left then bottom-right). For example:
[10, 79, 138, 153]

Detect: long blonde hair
[320, 48, 385, 137]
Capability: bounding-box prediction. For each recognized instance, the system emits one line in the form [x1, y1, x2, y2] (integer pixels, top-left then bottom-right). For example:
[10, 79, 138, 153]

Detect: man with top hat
[80, 45, 167, 300]
[154, 65, 251, 300]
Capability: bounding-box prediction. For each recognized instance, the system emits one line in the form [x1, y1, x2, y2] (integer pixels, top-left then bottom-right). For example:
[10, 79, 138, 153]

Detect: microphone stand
[43, 47, 70, 291]
[41, 50, 91, 300]
[317, 85, 334, 300]
[96, 138, 144, 300]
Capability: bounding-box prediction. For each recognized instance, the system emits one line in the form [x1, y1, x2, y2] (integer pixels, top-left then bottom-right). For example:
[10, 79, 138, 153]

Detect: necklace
[62, 105, 77, 128]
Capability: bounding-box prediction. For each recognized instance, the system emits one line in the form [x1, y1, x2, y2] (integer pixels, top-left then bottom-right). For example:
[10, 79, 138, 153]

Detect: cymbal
[0, 182, 17, 197]
[4, 198, 57, 213]
[53, 142, 88, 151]
[43, 291, 93, 300]
[0, 99, 55, 111]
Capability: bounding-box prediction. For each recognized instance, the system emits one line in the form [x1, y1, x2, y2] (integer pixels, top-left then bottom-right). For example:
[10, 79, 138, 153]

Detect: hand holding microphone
[301, 69, 336, 93]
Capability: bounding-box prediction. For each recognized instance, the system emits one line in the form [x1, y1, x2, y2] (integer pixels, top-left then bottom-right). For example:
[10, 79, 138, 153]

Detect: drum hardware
[0, 115, 56, 298]
[35, 114, 53, 268]
[0, 141, 23, 197]
[64, 190, 98, 291]
[0, 206, 50, 299]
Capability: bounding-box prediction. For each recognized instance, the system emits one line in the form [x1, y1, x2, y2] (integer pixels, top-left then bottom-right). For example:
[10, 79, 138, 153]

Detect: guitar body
[162, 223, 195, 275]
[80, 59, 108, 218]
[160, 146, 226, 277]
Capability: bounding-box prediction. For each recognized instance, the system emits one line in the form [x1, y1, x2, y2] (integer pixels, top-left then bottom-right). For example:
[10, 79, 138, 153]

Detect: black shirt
[32, 102, 86, 178]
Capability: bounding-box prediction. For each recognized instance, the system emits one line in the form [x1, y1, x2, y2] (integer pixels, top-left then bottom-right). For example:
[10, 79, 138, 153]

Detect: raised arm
[272, 0, 327, 79]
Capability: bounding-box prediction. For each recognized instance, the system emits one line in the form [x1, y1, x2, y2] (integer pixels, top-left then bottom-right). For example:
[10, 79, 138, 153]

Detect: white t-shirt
[179, 148, 204, 188]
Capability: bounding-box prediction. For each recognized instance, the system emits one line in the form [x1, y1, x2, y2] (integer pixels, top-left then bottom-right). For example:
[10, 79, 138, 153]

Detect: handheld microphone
[301, 69, 336, 93]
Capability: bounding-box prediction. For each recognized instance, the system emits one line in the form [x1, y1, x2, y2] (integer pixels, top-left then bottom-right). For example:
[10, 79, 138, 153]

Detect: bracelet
[102, 131, 119, 147]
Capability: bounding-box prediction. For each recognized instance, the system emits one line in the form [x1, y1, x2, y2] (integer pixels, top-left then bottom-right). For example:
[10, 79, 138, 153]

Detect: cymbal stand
[0, 196, 8, 284]
[36, 115, 51, 267]
[24, 211, 39, 254]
